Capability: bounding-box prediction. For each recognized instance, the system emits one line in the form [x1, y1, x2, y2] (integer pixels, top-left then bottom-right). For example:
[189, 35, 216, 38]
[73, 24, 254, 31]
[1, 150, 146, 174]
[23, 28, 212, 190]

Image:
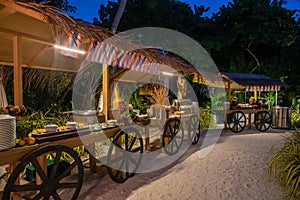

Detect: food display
[230, 96, 269, 110]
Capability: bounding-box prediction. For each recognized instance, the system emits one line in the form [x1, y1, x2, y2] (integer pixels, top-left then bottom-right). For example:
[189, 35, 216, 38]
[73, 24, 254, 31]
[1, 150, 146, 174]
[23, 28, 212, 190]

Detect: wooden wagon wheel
[162, 118, 184, 155]
[188, 115, 200, 145]
[254, 111, 272, 132]
[3, 144, 83, 200]
[227, 111, 246, 133]
[107, 127, 143, 183]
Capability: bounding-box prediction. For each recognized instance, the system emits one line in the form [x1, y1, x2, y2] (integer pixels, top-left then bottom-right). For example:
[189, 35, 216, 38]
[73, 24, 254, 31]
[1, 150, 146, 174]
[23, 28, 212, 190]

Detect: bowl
[45, 124, 58, 132]
[66, 121, 79, 129]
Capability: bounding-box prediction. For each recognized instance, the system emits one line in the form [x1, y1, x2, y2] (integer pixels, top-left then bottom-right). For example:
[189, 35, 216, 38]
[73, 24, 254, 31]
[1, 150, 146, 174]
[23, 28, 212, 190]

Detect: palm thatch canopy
[0, 0, 113, 72]
[0, 0, 198, 73]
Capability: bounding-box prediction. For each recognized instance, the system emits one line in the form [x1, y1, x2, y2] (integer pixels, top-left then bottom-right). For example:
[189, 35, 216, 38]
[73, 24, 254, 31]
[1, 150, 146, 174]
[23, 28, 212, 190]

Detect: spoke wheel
[162, 118, 184, 155]
[3, 145, 83, 200]
[188, 115, 200, 145]
[107, 127, 143, 183]
[227, 111, 246, 133]
[254, 111, 272, 132]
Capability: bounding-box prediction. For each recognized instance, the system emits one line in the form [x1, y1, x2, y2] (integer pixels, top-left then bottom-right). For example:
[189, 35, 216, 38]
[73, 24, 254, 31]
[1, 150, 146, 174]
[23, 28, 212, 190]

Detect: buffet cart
[0, 109, 200, 199]
[143, 99, 200, 154]
[0, 125, 144, 199]
[225, 108, 272, 133]
[220, 72, 288, 133]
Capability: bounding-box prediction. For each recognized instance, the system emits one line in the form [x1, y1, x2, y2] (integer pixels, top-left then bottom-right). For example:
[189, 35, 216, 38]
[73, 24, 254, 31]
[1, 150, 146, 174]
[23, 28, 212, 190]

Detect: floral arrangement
[0, 105, 27, 117]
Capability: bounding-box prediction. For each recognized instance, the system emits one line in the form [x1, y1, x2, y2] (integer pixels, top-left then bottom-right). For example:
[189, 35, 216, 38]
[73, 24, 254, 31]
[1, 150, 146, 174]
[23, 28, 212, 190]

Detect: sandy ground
[75, 128, 291, 200]
[0, 128, 291, 199]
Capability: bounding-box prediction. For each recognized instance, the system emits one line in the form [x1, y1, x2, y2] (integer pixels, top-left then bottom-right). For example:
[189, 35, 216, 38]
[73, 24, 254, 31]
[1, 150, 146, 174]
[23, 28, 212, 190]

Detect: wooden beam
[0, 0, 46, 22]
[13, 36, 23, 105]
[102, 64, 109, 122]
[26, 45, 51, 67]
[0, 61, 79, 73]
[0, 6, 16, 18]
[0, 26, 53, 45]
[110, 68, 128, 80]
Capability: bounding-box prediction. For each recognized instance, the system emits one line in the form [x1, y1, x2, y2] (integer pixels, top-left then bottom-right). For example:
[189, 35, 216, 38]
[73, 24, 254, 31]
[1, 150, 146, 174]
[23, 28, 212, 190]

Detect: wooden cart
[144, 113, 200, 155]
[225, 109, 272, 133]
[0, 114, 200, 198]
[106, 112, 201, 183]
[0, 126, 144, 199]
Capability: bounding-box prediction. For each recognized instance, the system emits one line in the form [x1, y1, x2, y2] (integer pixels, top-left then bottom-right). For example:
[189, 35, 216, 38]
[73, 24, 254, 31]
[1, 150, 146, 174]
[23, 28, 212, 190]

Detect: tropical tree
[199, 0, 298, 77]
[94, 0, 208, 36]
[111, 0, 127, 34]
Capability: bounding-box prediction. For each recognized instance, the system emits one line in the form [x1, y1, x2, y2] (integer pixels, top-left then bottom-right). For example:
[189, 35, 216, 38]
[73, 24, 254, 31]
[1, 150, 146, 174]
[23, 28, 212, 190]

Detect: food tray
[31, 125, 121, 144]
[31, 127, 91, 143]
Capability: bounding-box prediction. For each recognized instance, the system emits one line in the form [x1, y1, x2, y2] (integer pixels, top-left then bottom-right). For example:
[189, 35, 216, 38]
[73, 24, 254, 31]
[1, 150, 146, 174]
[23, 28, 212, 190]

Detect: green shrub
[268, 130, 300, 199]
[291, 112, 300, 129]
[199, 107, 217, 129]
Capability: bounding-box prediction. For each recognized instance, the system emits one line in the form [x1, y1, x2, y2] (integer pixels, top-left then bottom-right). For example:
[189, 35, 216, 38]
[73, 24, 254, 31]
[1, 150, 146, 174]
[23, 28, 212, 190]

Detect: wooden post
[102, 64, 109, 122]
[227, 81, 231, 102]
[275, 87, 278, 106]
[13, 36, 23, 105]
[88, 143, 97, 172]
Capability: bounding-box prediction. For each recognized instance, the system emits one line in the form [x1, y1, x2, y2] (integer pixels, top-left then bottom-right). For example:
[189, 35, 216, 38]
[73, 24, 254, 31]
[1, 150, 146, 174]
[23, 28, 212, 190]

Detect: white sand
[76, 129, 290, 200]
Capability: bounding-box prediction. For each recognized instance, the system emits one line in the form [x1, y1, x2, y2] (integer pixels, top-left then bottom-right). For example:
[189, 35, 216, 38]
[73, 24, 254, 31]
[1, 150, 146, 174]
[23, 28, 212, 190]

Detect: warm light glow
[161, 71, 174, 76]
[54, 45, 86, 55]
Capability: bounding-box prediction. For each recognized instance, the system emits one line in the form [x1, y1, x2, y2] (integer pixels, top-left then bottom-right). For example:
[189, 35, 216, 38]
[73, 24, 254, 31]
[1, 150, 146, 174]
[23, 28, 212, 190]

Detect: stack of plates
[0, 115, 16, 151]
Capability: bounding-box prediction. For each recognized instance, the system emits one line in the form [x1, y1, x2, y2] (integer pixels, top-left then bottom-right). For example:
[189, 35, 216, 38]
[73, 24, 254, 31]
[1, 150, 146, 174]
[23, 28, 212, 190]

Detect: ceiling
[0, 0, 112, 72]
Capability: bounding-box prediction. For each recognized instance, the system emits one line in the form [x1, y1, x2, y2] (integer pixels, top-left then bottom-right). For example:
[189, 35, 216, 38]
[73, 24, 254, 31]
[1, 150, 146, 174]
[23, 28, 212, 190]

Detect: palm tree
[110, 0, 127, 34]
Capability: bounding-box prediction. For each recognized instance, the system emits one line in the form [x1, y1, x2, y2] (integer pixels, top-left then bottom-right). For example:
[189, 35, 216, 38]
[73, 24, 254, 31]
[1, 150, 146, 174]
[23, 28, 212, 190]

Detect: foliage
[94, 0, 209, 36]
[291, 112, 300, 129]
[23, 68, 75, 113]
[204, 89, 226, 109]
[129, 92, 147, 114]
[72, 63, 103, 111]
[291, 99, 300, 128]
[16, 107, 71, 138]
[46, 146, 86, 163]
[268, 129, 300, 199]
[199, 107, 217, 129]
[16, 120, 34, 139]
[261, 91, 284, 109]
[202, 0, 298, 76]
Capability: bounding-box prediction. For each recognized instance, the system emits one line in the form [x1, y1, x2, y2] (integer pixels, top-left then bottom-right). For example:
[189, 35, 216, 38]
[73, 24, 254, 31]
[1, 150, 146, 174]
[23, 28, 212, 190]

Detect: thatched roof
[0, 0, 199, 75]
[0, 0, 113, 72]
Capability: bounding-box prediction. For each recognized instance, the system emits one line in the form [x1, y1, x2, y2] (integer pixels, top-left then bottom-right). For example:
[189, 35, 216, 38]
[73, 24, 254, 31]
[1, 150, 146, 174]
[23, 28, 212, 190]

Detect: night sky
[67, 0, 299, 23]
